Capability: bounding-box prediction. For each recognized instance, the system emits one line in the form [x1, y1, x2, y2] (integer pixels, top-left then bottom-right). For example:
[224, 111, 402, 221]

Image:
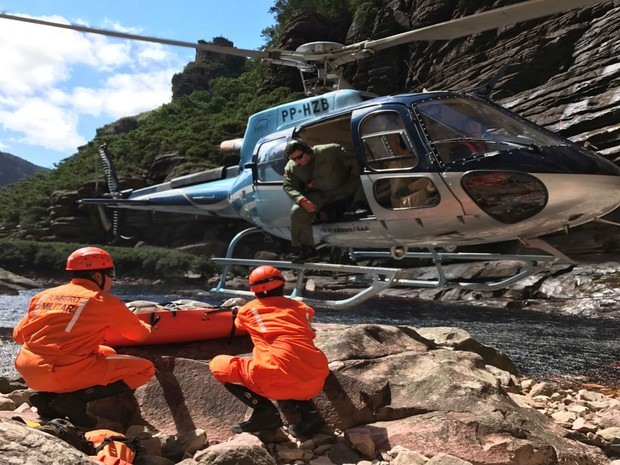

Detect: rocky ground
[0, 325, 618, 464]
[2, 258, 619, 464]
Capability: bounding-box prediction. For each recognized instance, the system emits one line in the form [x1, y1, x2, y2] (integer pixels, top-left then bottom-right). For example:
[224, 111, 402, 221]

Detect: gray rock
[2, 324, 613, 465]
[0, 418, 93, 464]
[193, 433, 275, 465]
[415, 327, 519, 375]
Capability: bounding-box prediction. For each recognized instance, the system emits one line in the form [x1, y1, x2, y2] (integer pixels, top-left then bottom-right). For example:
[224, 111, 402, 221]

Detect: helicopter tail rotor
[98, 144, 122, 193]
[96, 144, 136, 242]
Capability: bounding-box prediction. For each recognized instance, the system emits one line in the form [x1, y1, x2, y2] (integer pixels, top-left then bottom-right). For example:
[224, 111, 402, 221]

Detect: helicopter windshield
[416, 98, 568, 164]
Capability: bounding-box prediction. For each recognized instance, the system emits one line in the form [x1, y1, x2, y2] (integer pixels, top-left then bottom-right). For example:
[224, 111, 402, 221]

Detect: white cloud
[70, 68, 174, 118]
[0, 98, 85, 151]
[0, 13, 185, 156]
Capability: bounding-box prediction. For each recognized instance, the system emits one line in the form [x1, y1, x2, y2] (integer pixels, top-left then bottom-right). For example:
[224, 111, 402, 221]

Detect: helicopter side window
[256, 139, 288, 182]
[360, 112, 418, 170]
[374, 177, 440, 210]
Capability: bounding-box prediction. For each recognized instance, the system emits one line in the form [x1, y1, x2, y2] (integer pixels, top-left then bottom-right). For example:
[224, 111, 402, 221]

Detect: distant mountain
[0, 151, 49, 187]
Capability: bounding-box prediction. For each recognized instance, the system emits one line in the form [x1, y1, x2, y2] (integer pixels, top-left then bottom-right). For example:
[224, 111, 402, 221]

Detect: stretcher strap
[228, 308, 238, 344]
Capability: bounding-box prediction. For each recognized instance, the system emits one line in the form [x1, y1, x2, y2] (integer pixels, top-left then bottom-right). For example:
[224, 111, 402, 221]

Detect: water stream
[2, 286, 618, 386]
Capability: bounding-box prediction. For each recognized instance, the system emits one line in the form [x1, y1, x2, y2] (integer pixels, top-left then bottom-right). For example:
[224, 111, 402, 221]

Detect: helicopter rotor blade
[366, 0, 606, 50]
[0, 12, 272, 60]
[0, 0, 608, 72]
[309, 0, 610, 67]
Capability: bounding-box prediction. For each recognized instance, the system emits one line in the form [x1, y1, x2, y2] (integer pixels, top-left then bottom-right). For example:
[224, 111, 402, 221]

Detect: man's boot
[224, 383, 283, 433]
[49, 381, 131, 427]
[29, 391, 60, 419]
[291, 245, 320, 263]
[281, 399, 325, 438]
[80, 380, 132, 401]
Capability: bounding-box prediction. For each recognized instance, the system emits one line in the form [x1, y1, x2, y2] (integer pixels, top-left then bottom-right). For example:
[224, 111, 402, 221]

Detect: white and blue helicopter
[3, 0, 620, 307]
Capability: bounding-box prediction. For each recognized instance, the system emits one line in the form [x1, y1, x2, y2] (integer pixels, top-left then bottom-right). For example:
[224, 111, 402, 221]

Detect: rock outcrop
[0, 267, 40, 295]
[2, 324, 618, 463]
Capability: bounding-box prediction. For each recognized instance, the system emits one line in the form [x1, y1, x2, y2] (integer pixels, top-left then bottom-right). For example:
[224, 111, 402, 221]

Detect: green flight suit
[283, 143, 363, 247]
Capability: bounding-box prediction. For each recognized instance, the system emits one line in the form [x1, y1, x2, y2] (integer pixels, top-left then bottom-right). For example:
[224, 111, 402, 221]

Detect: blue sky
[0, 1, 276, 167]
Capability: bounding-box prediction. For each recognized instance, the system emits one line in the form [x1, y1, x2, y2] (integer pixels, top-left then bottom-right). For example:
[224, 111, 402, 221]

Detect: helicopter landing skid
[210, 228, 557, 309]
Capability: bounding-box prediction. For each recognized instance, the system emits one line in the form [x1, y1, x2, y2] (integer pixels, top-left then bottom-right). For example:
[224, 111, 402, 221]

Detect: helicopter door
[352, 106, 466, 224]
[250, 137, 293, 237]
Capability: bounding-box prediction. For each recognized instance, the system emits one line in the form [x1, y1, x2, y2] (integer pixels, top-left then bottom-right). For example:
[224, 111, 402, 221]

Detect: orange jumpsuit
[209, 296, 329, 400]
[13, 278, 155, 392]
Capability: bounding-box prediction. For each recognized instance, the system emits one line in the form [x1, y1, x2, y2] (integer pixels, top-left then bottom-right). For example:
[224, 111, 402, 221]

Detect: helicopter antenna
[403, 60, 425, 92]
[470, 63, 510, 99]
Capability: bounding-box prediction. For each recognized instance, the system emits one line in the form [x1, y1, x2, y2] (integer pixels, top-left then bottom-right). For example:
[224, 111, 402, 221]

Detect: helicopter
[2, 0, 620, 308]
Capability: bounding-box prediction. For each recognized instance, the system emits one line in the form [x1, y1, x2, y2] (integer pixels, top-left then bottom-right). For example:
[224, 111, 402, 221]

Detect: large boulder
[98, 324, 609, 463]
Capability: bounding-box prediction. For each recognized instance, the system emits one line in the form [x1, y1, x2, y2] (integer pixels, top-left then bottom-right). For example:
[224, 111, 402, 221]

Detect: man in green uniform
[283, 139, 365, 262]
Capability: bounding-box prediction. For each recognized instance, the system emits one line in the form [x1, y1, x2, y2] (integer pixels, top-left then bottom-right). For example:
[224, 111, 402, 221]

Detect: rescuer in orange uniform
[13, 247, 155, 427]
[209, 265, 329, 436]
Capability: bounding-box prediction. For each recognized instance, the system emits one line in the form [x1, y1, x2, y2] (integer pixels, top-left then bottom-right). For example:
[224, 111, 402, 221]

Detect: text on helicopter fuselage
[280, 98, 330, 123]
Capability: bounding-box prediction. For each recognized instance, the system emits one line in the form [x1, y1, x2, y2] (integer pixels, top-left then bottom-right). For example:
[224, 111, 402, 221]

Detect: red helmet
[248, 266, 284, 293]
[66, 247, 114, 271]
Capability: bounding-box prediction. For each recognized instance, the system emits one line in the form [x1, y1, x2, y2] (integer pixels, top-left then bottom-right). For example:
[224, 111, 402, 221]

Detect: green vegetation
[0, 239, 214, 280]
[263, 0, 353, 44]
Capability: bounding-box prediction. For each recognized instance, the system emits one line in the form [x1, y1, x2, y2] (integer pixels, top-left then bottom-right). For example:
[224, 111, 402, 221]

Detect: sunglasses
[290, 151, 305, 162]
[104, 268, 116, 278]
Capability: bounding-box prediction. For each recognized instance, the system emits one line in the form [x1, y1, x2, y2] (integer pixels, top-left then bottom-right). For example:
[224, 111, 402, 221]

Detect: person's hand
[302, 200, 318, 213]
[221, 297, 247, 308]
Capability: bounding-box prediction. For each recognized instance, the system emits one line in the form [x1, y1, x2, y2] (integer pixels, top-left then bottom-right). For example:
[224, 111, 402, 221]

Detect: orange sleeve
[12, 293, 40, 344]
[103, 294, 151, 342]
[13, 320, 25, 344]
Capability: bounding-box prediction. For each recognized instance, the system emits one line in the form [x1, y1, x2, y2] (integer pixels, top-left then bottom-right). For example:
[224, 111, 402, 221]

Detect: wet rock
[0, 267, 41, 294]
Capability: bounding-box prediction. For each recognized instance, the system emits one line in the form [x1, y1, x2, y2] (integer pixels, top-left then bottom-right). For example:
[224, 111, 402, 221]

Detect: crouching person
[209, 265, 329, 437]
[13, 247, 155, 427]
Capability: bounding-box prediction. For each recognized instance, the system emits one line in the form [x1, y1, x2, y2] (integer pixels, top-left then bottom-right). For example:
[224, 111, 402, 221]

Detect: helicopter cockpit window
[256, 139, 288, 182]
[416, 98, 568, 164]
[360, 112, 418, 170]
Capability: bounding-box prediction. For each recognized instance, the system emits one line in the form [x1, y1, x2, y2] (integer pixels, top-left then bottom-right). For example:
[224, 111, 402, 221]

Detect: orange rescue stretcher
[103, 299, 247, 346]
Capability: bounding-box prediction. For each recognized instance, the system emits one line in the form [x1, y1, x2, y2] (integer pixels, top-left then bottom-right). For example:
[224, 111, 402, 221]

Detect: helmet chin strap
[86, 272, 105, 290]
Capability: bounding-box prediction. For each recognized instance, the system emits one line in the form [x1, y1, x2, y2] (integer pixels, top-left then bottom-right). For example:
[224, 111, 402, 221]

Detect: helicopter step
[210, 228, 558, 309]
